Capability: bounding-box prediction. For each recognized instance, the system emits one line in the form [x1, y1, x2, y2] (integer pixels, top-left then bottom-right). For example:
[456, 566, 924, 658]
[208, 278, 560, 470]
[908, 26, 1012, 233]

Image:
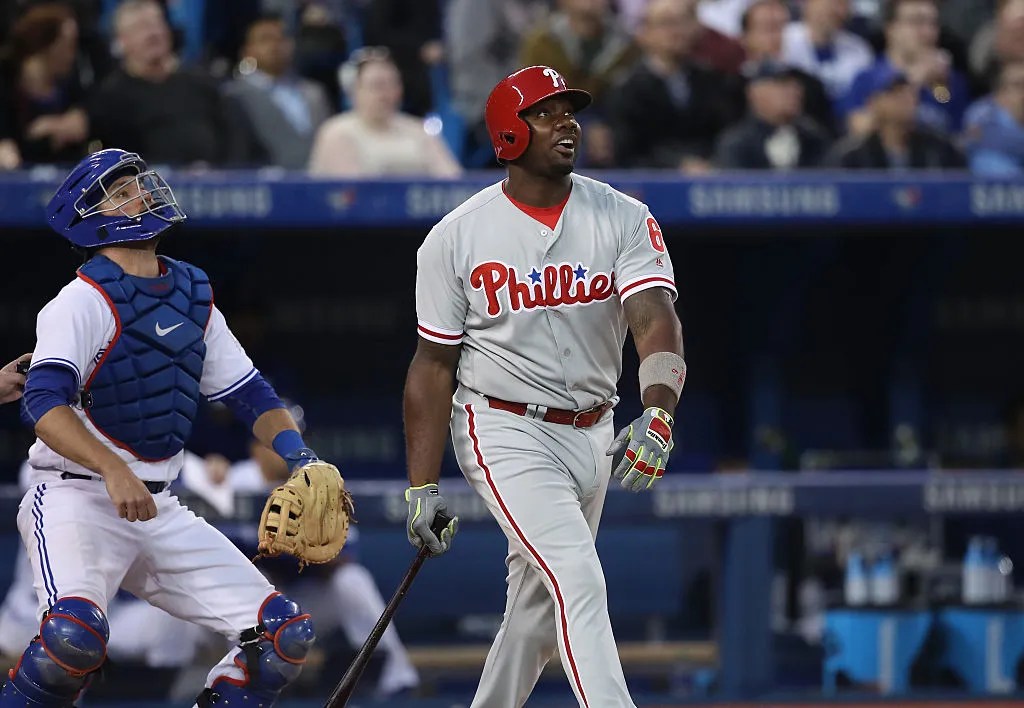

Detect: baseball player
[403, 66, 687, 708]
[0, 355, 31, 404]
[1, 148, 348, 708]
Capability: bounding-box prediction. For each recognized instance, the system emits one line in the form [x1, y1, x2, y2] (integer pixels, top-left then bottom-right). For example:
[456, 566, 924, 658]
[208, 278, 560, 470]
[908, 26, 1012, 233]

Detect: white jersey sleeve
[201, 305, 257, 400]
[31, 280, 113, 387]
[415, 223, 469, 345]
[615, 206, 677, 303]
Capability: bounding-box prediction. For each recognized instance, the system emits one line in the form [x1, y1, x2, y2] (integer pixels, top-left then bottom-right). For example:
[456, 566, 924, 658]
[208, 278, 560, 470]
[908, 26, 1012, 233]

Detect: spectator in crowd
[88, 0, 252, 167]
[308, 48, 462, 177]
[606, 0, 743, 170]
[291, 1, 349, 111]
[0, 2, 89, 169]
[969, 0, 1024, 94]
[517, 0, 634, 165]
[699, 0, 758, 37]
[225, 14, 332, 170]
[842, 0, 970, 135]
[445, 0, 550, 165]
[781, 0, 875, 101]
[825, 64, 965, 168]
[963, 60, 1024, 175]
[364, 0, 444, 116]
[689, 0, 749, 76]
[942, 0, 998, 49]
[520, 0, 639, 104]
[741, 0, 835, 132]
[714, 59, 832, 168]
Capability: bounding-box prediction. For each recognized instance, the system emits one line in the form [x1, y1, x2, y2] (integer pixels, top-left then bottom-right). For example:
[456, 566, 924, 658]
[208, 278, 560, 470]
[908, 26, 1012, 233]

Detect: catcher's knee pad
[0, 597, 108, 707]
[197, 593, 314, 707]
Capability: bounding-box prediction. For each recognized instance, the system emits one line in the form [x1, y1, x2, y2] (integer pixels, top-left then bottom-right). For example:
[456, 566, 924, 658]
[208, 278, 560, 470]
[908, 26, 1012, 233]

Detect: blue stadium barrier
[1, 171, 1023, 229]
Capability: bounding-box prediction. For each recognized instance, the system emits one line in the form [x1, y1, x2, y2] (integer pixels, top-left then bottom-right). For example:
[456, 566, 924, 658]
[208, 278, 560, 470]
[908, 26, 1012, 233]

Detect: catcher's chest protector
[77, 255, 212, 460]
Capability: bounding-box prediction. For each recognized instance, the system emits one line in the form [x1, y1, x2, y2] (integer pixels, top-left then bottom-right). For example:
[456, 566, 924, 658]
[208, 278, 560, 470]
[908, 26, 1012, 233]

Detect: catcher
[1, 148, 352, 708]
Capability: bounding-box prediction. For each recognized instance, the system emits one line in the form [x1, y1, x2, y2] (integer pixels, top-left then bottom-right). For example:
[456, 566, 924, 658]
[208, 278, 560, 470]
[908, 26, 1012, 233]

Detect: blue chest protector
[78, 255, 212, 461]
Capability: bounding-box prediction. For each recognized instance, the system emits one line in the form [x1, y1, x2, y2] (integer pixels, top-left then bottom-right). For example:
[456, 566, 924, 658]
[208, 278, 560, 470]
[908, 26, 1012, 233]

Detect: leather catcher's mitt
[256, 461, 354, 568]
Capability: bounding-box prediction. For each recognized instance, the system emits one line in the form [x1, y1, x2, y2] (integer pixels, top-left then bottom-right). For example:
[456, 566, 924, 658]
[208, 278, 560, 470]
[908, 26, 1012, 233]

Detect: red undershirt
[503, 183, 571, 230]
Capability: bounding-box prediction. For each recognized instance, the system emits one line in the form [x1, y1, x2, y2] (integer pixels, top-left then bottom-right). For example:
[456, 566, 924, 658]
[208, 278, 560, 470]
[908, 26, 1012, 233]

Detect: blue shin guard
[197, 593, 314, 707]
[0, 597, 108, 707]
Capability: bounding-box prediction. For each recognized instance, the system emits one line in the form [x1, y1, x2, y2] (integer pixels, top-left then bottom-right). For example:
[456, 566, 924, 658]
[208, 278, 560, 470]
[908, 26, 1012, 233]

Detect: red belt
[486, 397, 612, 428]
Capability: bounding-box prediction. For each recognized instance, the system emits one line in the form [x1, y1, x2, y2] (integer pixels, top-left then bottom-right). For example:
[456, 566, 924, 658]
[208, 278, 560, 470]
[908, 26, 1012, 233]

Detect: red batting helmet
[484, 66, 592, 163]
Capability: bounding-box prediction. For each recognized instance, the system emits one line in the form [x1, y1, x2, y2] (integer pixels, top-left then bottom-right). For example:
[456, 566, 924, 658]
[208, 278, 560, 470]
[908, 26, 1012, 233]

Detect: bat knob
[430, 511, 455, 537]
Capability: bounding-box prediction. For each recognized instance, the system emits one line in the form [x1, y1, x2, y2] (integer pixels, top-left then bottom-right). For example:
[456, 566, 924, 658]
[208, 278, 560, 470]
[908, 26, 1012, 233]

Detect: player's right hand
[0, 353, 32, 405]
[103, 465, 158, 522]
[405, 483, 458, 555]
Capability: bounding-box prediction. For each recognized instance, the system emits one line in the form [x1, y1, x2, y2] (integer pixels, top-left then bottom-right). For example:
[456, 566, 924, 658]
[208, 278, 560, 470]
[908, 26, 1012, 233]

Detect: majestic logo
[469, 261, 615, 317]
[155, 321, 183, 337]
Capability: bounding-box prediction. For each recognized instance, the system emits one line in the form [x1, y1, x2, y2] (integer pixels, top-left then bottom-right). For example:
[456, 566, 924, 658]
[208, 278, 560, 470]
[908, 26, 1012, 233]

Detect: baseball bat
[323, 510, 455, 708]
[15, 359, 30, 375]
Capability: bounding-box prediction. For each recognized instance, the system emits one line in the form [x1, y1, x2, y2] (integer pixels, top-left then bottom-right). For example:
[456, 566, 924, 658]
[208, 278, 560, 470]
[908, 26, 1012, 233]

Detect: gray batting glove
[405, 483, 458, 555]
[607, 407, 675, 492]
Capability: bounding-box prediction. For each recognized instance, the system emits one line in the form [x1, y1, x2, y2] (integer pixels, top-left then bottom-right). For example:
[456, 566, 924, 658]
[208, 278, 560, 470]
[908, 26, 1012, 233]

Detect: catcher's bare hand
[257, 460, 354, 567]
[0, 353, 31, 405]
[103, 465, 157, 522]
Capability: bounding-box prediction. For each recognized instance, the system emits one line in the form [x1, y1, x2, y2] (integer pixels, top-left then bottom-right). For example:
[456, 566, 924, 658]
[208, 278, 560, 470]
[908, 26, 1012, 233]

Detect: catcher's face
[518, 96, 581, 177]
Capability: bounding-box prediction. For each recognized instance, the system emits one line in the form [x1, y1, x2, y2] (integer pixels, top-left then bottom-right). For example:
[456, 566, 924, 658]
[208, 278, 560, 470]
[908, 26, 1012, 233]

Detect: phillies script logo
[470, 261, 615, 317]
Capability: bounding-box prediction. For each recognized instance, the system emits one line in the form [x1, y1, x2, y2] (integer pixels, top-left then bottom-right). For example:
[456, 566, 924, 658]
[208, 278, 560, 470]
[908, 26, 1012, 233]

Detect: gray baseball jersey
[415, 173, 676, 409]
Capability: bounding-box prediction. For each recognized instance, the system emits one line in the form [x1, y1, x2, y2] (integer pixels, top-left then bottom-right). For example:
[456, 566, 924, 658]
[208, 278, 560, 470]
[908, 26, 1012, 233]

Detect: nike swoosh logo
[155, 322, 184, 337]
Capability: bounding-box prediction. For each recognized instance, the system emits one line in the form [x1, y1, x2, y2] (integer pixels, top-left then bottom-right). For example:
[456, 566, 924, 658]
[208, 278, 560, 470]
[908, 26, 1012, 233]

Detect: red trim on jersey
[503, 183, 570, 230]
[464, 404, 590, 707]
[618, 276, 676, 299]
[417, 324, 462, 341]
[76, 271, 168, 463]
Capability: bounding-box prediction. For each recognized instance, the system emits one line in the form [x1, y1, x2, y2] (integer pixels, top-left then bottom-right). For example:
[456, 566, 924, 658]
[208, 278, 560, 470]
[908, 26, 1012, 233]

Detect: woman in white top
[308, 48, 463, 177]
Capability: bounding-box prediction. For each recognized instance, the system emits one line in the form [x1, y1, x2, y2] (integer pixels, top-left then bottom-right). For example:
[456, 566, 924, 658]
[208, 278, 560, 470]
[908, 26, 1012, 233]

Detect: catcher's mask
[47, 148, 186, 248]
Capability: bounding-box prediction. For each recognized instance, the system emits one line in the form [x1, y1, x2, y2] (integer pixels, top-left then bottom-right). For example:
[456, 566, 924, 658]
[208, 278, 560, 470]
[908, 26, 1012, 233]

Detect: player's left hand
[607, 407, 674, 492]
[0, 353, 32, 405]
[257, 460, 355, 568]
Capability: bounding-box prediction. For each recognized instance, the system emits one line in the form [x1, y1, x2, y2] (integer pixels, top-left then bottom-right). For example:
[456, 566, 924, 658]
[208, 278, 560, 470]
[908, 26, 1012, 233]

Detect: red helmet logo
[484, 66, 592, 163]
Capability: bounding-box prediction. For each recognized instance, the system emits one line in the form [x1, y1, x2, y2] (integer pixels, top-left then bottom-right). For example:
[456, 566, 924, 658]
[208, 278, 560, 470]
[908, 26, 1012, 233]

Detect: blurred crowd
[0, 0, 1022, 175]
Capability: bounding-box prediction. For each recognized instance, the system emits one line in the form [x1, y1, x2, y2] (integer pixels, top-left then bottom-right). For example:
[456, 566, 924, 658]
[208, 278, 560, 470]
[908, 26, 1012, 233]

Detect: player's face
[519, 97, 582, 177]
[98, 174, 153, 218]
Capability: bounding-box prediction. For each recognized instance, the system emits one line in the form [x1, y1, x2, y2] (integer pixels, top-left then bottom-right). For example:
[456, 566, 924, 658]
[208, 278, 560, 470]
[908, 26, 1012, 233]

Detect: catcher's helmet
[485, 66, 592, 163]
[46, 149, 185, 248]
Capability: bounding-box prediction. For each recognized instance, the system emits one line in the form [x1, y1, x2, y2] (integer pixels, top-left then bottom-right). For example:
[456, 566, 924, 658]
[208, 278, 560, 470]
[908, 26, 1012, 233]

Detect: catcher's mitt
[256, 460, 355, 568]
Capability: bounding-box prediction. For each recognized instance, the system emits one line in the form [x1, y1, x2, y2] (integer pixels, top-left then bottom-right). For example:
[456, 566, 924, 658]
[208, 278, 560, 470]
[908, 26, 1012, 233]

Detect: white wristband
[638, 352, 686, 401]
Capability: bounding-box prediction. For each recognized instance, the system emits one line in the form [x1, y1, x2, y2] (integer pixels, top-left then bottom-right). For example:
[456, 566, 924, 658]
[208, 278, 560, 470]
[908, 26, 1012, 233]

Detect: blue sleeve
[969, 149, 1024, 177]
[219, 371, 285, 428]
[22, 364, 79, 424]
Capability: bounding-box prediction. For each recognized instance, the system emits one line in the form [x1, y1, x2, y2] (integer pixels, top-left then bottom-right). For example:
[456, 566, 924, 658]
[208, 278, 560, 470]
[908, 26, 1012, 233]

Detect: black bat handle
[323, 509, 455, 707]
[15, 359, 30, 375]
